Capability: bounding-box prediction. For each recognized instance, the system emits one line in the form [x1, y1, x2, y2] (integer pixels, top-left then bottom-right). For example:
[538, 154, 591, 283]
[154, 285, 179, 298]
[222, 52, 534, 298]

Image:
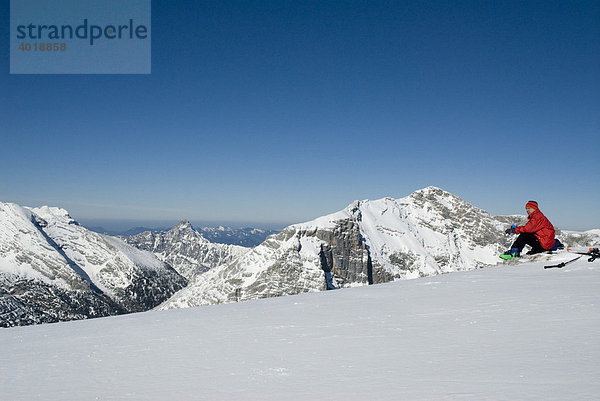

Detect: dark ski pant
[511, 232, 547, 254]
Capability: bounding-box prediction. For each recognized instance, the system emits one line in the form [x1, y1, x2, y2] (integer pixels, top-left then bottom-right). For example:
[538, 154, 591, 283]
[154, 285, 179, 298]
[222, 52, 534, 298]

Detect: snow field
[1, 257, 598, 401]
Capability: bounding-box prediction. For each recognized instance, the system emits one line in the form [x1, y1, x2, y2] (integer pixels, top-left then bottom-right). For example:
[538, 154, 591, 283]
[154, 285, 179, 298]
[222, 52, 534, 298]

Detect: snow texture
[0, 203, 90, 289]
[1, 256, 598, 400]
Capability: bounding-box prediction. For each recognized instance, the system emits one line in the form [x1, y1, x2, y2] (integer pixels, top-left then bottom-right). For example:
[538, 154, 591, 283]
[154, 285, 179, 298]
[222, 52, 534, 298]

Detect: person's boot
[500, 248, 520, 260]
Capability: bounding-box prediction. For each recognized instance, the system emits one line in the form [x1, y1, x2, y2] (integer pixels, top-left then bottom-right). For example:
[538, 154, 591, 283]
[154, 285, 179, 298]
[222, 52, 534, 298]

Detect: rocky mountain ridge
[122, 221, 249, 280]
[160, 187, 600, 310]
[2, 187, 598, 326]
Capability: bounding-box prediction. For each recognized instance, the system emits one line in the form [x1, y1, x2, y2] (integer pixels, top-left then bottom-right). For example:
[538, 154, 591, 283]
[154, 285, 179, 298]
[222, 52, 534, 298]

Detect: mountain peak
[1, 202, 187, 326]
[412, 186, 451, 197]
[29, 205, 76, 223]
[173, 220, 193, 230]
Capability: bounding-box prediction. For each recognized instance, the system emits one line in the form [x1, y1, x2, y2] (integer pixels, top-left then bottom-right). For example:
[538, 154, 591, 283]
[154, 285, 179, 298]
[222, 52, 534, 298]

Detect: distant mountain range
[87, 225, 279, 247]
[2, 187, 598, 327]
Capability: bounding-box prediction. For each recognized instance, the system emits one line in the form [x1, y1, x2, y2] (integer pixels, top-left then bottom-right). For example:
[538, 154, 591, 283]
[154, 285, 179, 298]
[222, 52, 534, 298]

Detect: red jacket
[515, 209, 556, 250]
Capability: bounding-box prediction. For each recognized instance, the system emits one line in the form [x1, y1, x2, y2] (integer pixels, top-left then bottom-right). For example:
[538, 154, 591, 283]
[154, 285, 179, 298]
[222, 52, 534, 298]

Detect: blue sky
[2, 1, 599, 230]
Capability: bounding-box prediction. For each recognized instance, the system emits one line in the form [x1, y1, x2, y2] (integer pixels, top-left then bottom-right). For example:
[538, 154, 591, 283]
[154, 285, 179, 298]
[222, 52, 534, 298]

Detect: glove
[505, 225, 517, 235]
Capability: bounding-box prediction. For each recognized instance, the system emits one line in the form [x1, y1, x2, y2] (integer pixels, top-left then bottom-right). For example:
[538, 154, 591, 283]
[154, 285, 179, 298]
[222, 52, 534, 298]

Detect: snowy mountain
[161, 187, 599, 309]
[2, 256, 598, 400]
[123, 221, 249, 280]
[0, 203, 187, 327]
[2, 187, 597, 326]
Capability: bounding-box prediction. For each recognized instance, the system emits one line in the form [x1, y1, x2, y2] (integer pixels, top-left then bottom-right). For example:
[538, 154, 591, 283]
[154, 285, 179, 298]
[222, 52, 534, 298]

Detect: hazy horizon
[78, 217, 290, 233]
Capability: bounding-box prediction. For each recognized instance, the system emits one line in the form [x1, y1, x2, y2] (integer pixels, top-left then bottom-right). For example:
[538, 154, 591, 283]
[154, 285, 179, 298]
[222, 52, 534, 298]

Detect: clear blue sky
[2, 1, 599, 230]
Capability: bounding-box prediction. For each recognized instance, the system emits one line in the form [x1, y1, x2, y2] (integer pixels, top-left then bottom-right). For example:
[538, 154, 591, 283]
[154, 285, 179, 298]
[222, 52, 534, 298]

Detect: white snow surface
[1, 256, 598, 401]
[0, 202, 184, 316]
[25, 205, 174, 296]
[0, 203, 87, 289]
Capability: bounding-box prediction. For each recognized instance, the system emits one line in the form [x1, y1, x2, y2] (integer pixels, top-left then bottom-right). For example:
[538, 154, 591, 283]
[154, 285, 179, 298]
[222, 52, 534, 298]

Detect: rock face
[160, 187, 600, 310]
[123, 221, 249, 280]
[0, 278, 121, 327]
[0, 203, 186, 327]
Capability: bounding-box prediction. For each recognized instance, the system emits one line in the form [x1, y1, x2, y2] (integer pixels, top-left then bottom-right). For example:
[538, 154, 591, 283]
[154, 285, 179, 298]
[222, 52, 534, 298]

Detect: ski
[544, 256, 582, 269]
[567, 247, 600, 262]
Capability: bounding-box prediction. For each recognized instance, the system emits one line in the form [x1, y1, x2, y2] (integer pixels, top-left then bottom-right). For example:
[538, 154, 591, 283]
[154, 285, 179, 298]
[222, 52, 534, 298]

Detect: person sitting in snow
[500, 200, 560, 260]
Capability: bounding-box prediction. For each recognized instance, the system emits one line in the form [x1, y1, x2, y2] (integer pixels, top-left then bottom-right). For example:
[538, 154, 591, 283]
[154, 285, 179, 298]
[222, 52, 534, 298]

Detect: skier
[500, 200, 559, 260]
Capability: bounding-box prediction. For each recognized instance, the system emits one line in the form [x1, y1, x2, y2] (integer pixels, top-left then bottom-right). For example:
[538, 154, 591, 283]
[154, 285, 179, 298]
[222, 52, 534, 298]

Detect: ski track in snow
[1, 258, 599, 401]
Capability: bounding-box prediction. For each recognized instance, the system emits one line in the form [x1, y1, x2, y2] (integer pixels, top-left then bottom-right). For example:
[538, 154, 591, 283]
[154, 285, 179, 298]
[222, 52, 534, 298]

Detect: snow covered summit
[160, 187, 521, 309]
[294, 186, 509, 275]
[0, 202, 186, 327]
[160, 186, 599, 310]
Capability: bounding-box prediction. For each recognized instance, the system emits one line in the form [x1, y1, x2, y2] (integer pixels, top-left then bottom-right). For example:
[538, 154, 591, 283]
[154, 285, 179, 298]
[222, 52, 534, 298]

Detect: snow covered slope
[0, 203, 120, 326]
[0, 203, 93, 289]
[123, 221, 249, 279]
[2, 256, 598, 401]
[160, 187, 546, 309]
[0, 203, 187, 327]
